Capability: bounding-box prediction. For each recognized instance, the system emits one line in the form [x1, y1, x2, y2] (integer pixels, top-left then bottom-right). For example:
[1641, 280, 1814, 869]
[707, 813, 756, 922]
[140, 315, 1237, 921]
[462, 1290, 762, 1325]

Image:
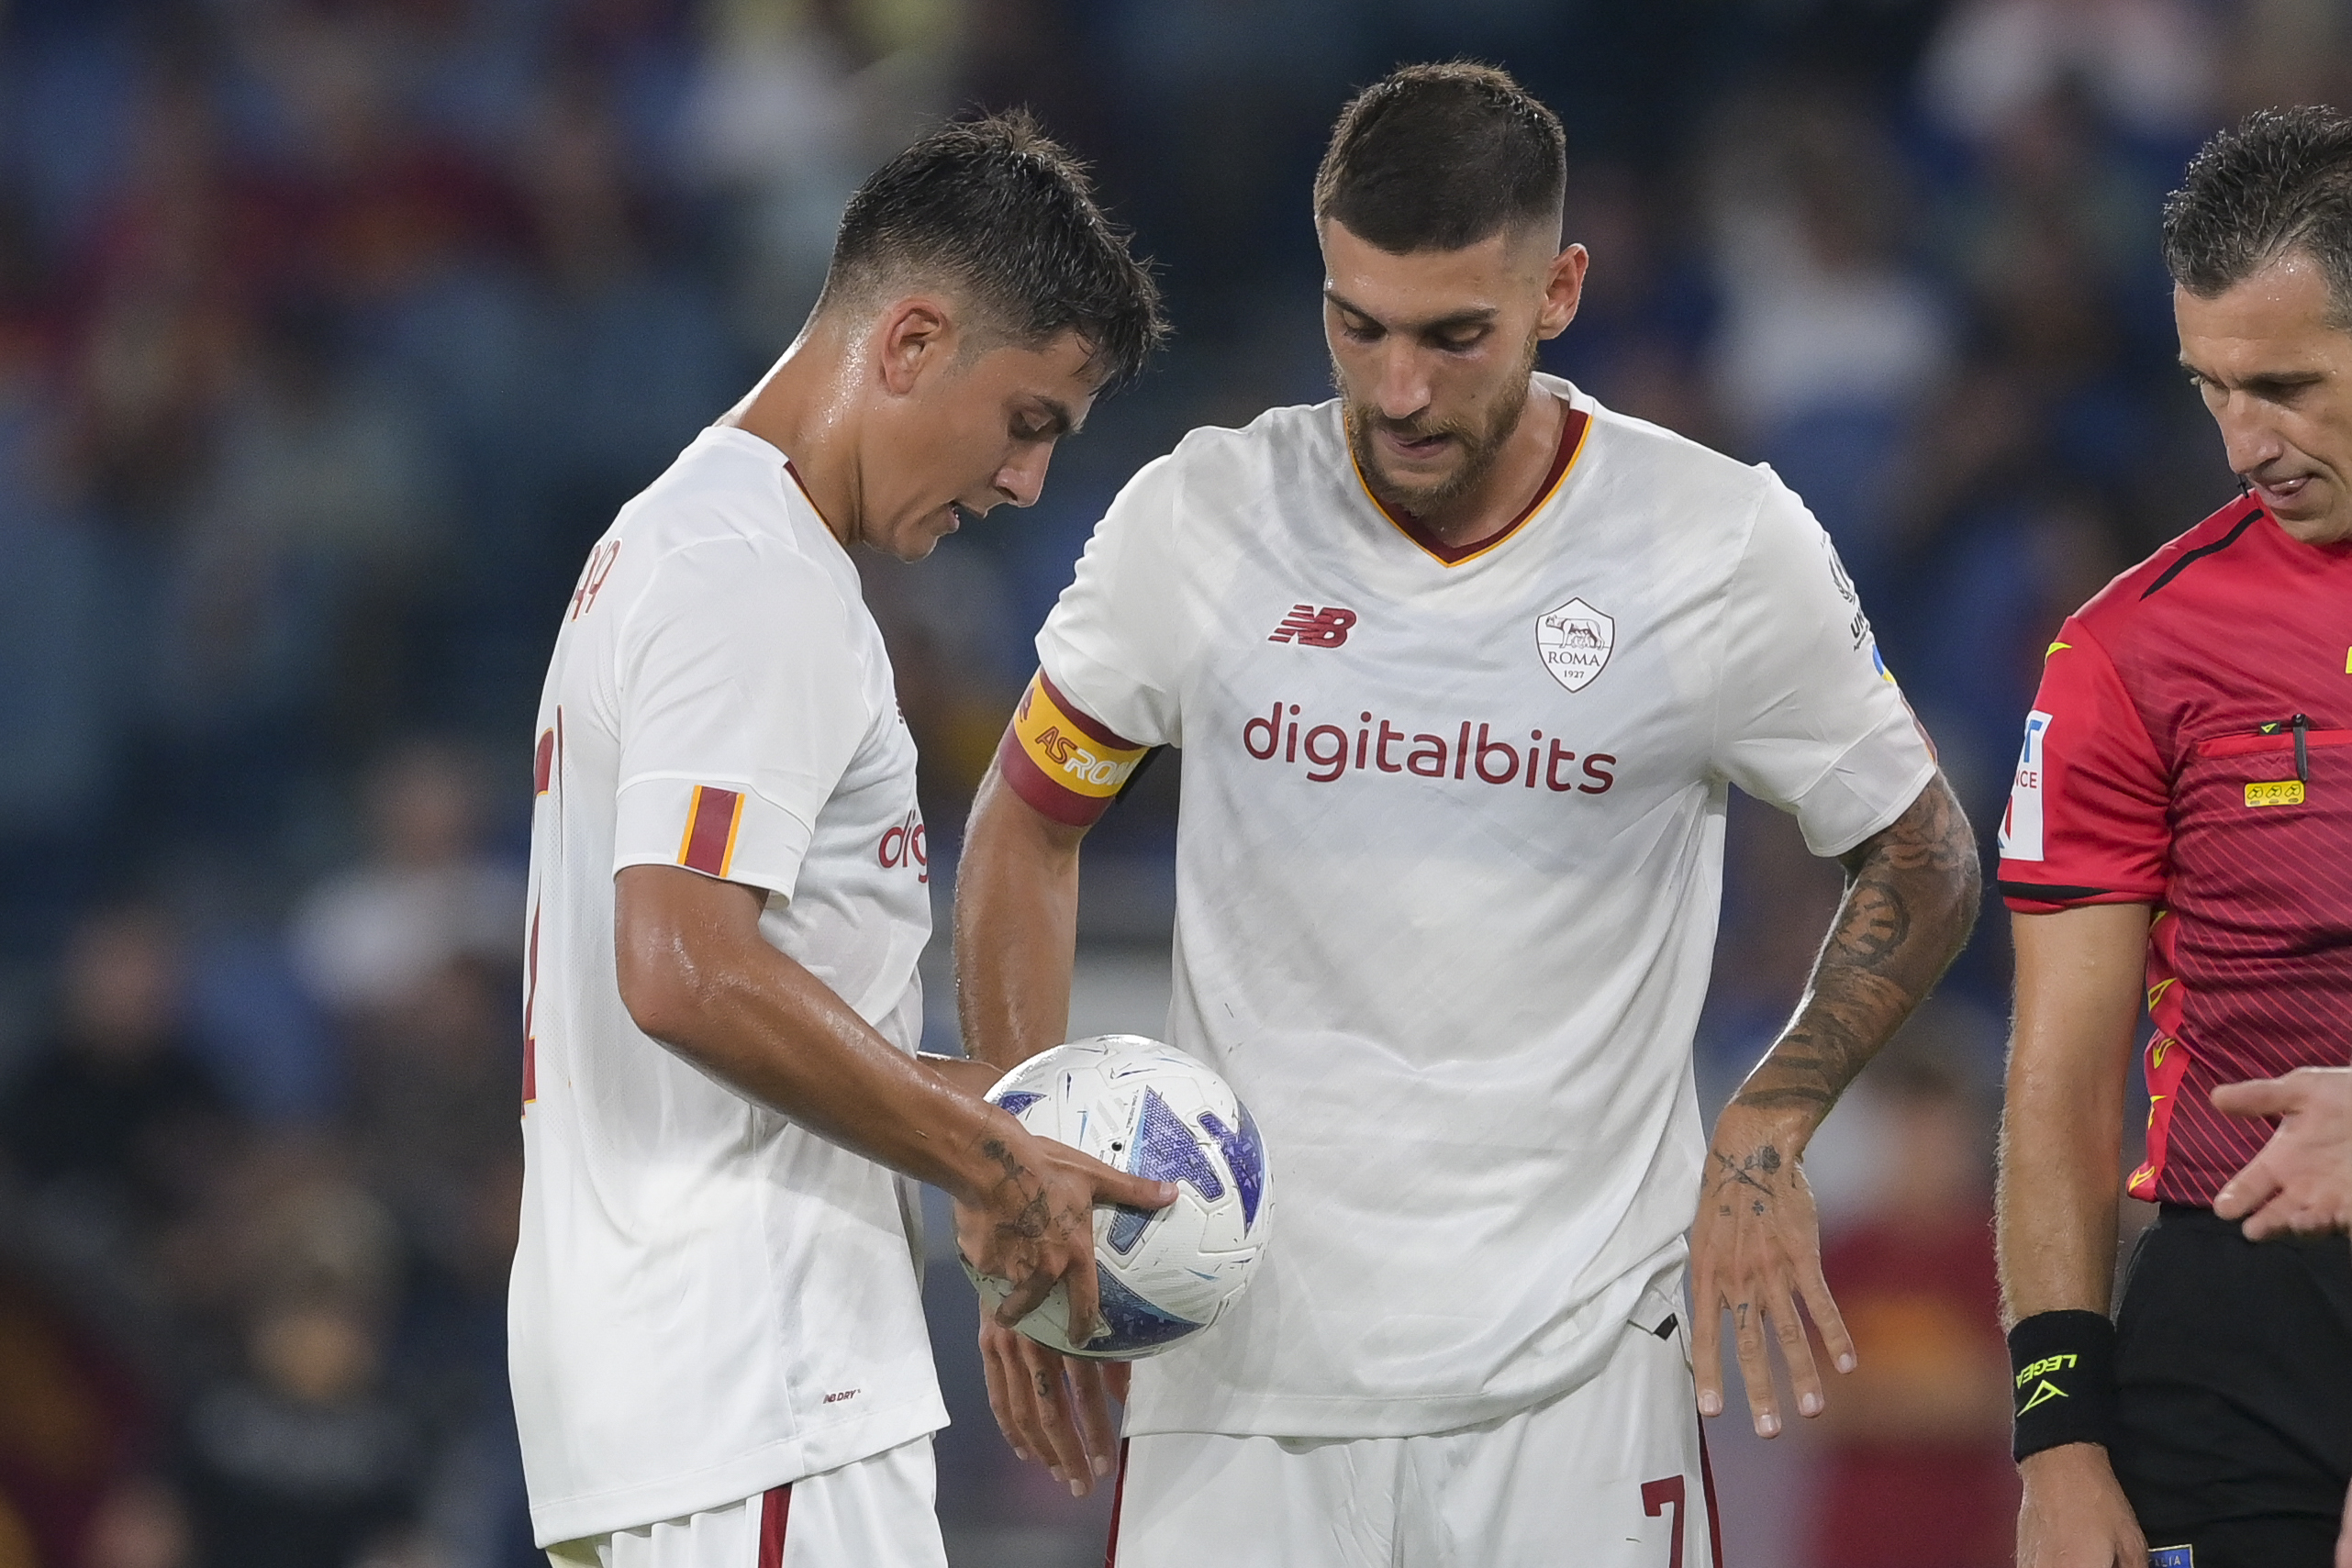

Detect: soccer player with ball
[955, 64, 1981, 1565]
[507, 117, 1172, 1568]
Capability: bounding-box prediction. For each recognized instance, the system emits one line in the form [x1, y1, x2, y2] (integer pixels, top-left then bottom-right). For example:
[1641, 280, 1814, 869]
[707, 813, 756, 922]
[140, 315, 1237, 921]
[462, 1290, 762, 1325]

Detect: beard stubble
[1339, 333, 1540, 521]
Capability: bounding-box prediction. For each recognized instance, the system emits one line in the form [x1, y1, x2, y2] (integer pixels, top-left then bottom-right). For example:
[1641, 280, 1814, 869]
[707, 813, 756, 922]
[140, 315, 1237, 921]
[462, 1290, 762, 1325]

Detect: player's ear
[874, 295, 956, 397]
[1537, 241, 1588, 339]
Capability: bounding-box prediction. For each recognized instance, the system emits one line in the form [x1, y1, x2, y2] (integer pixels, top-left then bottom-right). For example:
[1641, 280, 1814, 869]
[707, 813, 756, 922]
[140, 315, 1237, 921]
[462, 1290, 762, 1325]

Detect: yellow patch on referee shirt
[1010, 675, 1148, 800]
[2246, 779, 2305, 807]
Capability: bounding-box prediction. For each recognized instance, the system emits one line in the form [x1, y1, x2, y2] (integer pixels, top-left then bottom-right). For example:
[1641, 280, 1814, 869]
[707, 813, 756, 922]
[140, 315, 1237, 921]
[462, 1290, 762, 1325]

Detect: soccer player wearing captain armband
[953, 64, 1981, 1567]
[1996, 106, 2352, 1568]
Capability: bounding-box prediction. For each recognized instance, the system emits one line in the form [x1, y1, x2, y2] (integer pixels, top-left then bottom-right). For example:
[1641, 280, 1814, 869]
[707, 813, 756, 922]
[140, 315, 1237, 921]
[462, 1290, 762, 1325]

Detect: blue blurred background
[0, 1, 2320, 1563]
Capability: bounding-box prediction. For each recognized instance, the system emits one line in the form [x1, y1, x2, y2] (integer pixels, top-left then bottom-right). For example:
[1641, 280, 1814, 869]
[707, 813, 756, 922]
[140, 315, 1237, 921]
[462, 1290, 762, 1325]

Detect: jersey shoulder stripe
[678, 784, 746, 877]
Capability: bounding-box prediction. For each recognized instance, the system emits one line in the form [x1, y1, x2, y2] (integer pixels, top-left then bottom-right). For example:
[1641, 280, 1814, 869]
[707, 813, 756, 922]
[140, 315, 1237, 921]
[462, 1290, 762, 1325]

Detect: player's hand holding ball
[959, 1035, 1275, 1495]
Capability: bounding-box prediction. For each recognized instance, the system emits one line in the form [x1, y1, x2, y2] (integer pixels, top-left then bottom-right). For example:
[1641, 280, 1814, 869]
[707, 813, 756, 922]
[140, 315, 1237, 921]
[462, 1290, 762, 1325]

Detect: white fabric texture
[1112, 1306, 1715, 1568]
[512, 427, 943, 1544]
[1035, 378, 1935, 1440]
[544, 1437, 948, 1568]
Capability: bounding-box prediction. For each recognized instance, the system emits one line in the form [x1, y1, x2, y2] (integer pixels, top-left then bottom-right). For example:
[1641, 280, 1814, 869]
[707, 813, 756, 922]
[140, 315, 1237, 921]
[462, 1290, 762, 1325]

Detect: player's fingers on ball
[1091, 1161, 1176, 1211]
[1061, 1254, 1104, 1349]
[995, 1262, 1056, 1326]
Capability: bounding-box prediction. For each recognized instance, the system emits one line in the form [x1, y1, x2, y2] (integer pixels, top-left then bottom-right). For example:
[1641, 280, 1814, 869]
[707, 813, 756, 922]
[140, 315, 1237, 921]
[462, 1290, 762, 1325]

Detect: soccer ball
[963, 1034, 1273, 1359]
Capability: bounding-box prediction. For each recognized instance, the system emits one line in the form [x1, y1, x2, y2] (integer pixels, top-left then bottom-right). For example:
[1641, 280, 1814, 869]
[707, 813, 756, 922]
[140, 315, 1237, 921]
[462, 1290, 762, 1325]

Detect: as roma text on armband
[2007, 1308, 2117, 1462]
[996, 673, 1150, 828]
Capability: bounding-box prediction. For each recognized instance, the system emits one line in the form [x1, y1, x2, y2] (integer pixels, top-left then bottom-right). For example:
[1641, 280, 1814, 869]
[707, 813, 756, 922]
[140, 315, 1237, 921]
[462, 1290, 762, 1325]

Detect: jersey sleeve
[1001, 453, 1187, 825]
[1032, 452, 1188, 749]
[1996, 619, 2168, 913]
[1712, 473, 1940, 856]
[610, 537, 868, 899]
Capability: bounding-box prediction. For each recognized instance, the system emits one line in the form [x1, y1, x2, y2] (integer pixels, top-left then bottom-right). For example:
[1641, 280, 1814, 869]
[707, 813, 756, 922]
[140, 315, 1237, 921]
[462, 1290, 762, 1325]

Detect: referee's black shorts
[2110, 1203, 2352, 1567]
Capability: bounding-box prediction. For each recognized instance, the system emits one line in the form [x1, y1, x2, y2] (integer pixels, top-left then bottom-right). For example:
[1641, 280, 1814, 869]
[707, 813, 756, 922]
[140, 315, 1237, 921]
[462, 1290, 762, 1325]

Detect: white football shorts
[544, 1436, 948, 1568]
[1109, 1313, 1718, 1568]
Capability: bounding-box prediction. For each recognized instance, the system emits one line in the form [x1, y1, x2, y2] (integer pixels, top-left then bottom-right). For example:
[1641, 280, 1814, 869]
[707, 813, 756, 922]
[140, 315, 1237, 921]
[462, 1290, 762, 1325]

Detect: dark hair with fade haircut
[819, 108, 1167, 388]
[2162, 105, 2352, 326]
[1313, 61, 1566, 254]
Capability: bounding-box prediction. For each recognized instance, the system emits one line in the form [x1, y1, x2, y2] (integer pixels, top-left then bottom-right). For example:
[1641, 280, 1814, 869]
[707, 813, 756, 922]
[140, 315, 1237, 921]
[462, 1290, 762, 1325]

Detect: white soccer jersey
[1000, 375, 1935, 1440]
[510, 427, 945, 1546]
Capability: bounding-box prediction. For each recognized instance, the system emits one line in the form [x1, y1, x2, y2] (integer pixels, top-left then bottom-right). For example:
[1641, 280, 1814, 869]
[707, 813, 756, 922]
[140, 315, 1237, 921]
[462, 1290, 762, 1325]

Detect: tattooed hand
[1689, 773, 1979, 1436]
[950, 1122, 1171, 1496]
[950, 1118, 1174, 1334]
[1690, 1111, 1849, 1436]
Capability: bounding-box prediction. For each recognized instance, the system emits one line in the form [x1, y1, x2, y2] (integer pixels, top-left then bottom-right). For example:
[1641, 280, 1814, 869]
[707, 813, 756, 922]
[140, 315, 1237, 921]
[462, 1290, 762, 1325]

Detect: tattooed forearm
[1730, 773, 1980, 1122]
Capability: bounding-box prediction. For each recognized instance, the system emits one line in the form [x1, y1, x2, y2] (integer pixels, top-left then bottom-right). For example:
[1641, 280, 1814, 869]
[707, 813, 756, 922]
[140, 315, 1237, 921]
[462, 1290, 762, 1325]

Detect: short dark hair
[1313, 62, 1566, 253]
[2162, 105, 2352, 325]
[819, 110, 1166, 387]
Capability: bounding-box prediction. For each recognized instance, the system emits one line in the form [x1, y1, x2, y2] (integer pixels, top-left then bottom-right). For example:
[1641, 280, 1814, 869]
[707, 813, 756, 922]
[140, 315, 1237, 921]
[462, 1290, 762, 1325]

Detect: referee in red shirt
[1997, 106, 2352, 1568]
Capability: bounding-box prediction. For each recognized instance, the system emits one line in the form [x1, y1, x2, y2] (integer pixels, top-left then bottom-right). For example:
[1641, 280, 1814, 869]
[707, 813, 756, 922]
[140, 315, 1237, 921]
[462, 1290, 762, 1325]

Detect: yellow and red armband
[997, 673, 1150, 827]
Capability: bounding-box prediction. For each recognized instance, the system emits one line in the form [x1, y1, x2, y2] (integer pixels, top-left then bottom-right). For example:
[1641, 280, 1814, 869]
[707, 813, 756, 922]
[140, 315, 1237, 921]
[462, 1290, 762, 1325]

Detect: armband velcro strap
[2008, 1308, 2117, 1462]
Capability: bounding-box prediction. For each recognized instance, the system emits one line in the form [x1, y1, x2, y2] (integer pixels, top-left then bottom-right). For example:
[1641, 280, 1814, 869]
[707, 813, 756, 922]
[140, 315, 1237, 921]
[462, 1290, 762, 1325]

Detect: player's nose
[1375, 343, 1432, 422]
[997, 442, 1053, 509]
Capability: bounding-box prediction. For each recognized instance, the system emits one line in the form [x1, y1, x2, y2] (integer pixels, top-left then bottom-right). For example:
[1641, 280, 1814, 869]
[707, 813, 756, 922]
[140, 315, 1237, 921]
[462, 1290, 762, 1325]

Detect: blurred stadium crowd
[0, 1, 2337, 1564]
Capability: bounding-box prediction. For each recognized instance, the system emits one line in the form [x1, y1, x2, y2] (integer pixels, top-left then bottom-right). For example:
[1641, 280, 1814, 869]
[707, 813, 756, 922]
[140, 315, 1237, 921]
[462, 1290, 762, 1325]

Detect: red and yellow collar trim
[1351, 402, 1591, 568]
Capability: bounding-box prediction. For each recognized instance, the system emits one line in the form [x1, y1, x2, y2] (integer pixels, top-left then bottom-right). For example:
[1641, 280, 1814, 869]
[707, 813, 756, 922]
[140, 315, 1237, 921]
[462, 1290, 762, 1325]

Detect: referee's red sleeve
[1996, 619, 2169, 914]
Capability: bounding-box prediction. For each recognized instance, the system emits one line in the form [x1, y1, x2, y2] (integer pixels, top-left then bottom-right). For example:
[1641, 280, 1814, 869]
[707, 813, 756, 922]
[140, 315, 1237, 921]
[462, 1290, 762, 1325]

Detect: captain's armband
[996, 673, 1150, 827]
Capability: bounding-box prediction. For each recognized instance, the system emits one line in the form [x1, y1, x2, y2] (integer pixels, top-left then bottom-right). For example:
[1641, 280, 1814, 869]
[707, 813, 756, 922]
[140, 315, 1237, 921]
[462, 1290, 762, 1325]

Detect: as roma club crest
[1536, 596, 1614, 693]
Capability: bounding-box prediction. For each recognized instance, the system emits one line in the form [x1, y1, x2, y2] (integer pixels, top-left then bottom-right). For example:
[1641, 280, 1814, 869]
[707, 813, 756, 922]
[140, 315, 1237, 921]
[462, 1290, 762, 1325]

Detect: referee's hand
[2212, 1066, 2352, 1240]
[2016, 1443, 2146, 1567]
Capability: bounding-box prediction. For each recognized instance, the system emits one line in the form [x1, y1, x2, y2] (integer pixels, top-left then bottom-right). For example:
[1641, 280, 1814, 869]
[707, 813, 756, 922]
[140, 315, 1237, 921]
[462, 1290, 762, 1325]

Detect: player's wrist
[934, 1096, 1038, 1208]
[1708, 1100, 1820, 1161]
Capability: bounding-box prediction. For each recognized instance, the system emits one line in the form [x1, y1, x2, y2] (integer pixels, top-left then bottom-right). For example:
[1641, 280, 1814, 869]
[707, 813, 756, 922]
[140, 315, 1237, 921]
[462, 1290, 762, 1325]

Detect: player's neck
[719, 338, 864, 550]
[1410, 385, 1569, 550]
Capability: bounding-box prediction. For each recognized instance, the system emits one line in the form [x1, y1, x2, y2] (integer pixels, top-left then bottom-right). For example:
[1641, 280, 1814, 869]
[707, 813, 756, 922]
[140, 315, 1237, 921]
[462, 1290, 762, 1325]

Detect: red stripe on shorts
[757, 1485, 789, 1568]
[1101, 1438, 1131, 1568]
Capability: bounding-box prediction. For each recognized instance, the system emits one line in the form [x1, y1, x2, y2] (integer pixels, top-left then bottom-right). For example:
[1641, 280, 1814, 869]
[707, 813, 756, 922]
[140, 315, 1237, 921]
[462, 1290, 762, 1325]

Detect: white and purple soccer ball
[964, 1034, 1273, 1359]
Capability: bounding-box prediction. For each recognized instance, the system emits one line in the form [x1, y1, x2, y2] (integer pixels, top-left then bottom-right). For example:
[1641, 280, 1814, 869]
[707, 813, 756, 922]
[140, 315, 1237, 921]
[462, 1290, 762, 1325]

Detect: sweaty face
[1321, 219, 1576, 519]
[864, 328, 1101, 561]
[2176, 251, 2352, 546]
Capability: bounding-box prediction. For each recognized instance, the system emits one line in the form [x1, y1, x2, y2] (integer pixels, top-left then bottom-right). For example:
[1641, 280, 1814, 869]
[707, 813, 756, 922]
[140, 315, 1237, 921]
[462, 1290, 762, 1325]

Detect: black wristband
[2007, 1309, 2117, 1462]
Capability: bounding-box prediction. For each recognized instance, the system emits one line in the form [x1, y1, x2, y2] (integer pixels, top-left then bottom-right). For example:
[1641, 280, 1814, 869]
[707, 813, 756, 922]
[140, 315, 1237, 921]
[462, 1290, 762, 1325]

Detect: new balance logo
[1268, 605, 1357, 647]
